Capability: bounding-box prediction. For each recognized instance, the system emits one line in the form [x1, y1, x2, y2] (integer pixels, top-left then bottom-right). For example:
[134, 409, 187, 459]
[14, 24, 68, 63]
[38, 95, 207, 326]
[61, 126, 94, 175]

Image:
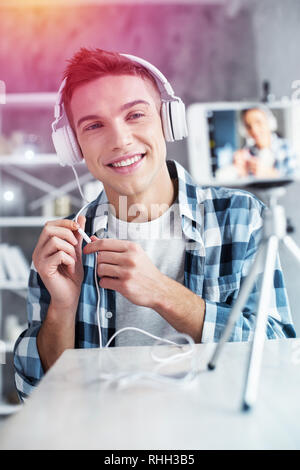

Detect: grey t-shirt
[107, 201, 186, 346]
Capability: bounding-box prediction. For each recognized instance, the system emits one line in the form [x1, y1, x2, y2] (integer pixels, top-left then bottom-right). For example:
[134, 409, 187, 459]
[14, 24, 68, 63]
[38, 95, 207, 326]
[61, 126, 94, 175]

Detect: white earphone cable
[71, 165, 90, 204]
[94, 256, 102, 348]
[74, 203, 102, 348]
[74, 202, 197, 387]
[105, 326, 181, 349]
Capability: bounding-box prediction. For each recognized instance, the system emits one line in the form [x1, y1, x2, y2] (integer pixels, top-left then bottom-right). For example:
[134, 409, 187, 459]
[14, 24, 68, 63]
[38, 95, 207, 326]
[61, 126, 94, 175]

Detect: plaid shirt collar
[85, 159, 205, 251]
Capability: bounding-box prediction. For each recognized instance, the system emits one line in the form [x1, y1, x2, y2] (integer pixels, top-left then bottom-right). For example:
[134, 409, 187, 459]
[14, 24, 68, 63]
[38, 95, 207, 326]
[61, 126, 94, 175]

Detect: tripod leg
[208, 242, 265, 370]
[283, 235, 300, 265]
[242, 235, 279, 411]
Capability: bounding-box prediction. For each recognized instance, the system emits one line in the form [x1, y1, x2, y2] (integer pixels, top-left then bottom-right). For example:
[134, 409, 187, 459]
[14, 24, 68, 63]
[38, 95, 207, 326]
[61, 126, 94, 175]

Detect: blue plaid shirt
[14, 160, 296, 400]
[248, 133, 298, 176]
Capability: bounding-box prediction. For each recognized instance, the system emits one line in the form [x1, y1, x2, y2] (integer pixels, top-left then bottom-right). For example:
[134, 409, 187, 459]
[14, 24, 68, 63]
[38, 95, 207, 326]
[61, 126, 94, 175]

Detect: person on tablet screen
[233, 106, 298, 178]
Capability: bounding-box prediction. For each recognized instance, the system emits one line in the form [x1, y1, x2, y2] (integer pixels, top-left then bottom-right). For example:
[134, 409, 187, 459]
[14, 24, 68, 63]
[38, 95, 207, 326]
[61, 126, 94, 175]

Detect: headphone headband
[54, 77, 67, 120]
[120, 53, 176, 99]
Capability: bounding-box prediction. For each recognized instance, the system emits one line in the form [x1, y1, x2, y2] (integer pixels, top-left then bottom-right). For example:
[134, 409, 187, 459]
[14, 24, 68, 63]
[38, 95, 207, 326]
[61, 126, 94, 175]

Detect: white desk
[0, 339, 300, 450]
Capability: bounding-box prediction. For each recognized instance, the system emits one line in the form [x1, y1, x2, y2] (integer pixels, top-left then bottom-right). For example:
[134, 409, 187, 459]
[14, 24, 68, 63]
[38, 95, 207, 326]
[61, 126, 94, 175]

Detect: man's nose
[249, 125, 258, 136]
[109, 122, 133, 151]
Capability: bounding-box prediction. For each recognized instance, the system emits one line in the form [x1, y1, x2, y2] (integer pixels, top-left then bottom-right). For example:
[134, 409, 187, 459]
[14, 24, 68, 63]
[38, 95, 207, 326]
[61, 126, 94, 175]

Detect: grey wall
[248, 1, 300, 335]
[0, 0, 300, 334]
[0, 3, 258, 101]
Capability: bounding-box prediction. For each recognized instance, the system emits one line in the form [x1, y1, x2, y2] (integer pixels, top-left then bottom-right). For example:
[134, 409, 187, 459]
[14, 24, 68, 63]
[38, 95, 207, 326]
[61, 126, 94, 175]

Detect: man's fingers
[43, 250, 76, 277]
[96, 251, 123, 266]
[44, 218, 79, 230]
[74, 215, 86, 254]
[83, 237, 129, 255]
[39, 220, 79, 248]
[248, 158, 258, 171]
[76, 215, 86, 230]
[97, 262, 122, 279]
[42, 236, 77, 260]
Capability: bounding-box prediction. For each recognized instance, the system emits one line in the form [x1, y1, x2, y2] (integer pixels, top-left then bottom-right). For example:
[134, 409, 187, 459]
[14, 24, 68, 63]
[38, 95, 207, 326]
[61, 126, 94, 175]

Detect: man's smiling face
[243, 108, 271, 149]
[70, 74, 168, 205]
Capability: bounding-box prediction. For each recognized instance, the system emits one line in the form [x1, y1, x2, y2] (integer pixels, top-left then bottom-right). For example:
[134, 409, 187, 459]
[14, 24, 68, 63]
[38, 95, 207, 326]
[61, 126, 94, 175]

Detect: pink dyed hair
[62, 47, 161, 124]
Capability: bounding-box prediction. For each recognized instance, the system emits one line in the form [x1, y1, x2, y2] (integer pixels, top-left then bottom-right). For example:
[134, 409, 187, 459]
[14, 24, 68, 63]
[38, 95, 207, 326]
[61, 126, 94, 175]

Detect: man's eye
[84, 123, 102, 131]
[128, 112, 144, 120]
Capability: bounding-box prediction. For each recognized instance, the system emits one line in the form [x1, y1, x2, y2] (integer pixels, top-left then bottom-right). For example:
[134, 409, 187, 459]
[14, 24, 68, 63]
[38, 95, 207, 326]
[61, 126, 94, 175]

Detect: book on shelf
[0, 243, 30, 282]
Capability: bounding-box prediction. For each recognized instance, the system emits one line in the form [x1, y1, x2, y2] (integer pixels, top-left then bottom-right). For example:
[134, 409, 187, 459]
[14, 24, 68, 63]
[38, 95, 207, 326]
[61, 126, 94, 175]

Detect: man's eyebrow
[76, 100, 150, 129]
[77, 114, 101, 129]
[119, 99, 150, 111]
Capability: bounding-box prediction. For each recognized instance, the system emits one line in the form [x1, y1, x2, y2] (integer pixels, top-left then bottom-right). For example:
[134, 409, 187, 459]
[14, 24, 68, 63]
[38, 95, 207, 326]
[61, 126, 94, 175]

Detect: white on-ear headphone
[51, 53, 188, 167]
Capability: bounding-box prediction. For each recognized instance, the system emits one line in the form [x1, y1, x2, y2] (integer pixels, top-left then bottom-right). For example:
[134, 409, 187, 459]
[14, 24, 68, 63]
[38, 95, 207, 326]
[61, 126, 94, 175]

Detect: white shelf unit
[0, 154, 59, 165]
[0, 92, 93, 414]
[0, 94, 55, 413]
[0, 216, 57, 227]
[5, 93, 56, 106]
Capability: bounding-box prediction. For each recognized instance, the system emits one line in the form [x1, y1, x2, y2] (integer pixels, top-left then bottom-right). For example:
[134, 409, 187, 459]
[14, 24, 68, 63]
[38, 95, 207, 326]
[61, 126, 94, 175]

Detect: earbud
[77, 227, 92, 244]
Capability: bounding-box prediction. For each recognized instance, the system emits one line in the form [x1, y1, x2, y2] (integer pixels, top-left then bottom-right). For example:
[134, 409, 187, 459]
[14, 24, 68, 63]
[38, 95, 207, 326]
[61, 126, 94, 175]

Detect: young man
[14, 48, 296, 400]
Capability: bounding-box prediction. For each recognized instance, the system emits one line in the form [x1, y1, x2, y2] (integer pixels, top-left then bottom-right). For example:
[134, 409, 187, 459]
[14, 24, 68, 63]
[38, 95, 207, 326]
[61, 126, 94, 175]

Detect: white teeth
[111, 154, 143, 168]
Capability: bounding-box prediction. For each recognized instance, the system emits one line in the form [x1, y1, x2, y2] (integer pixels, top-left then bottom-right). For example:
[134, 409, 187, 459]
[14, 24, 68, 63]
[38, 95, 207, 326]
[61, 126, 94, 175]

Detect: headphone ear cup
[52, 125, 83, 166]
[65, 125, 83, 163]
[169, 100, 188, 141]
[161, 100, 188, 142]
[161, 102, 174, 142]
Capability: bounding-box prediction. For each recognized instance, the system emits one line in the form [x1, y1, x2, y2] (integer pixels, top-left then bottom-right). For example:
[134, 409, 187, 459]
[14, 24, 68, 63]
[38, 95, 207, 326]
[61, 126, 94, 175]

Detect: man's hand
[83, 237, 165, 309]
[83, 237, 205, 342]
[247, 157, 280, 178]
[233, 149, 251, 177]
[32, 216, 86, 310]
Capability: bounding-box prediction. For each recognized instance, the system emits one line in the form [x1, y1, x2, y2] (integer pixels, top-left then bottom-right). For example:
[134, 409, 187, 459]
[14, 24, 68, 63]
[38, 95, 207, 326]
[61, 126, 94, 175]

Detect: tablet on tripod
[186, 100, 300, 187]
